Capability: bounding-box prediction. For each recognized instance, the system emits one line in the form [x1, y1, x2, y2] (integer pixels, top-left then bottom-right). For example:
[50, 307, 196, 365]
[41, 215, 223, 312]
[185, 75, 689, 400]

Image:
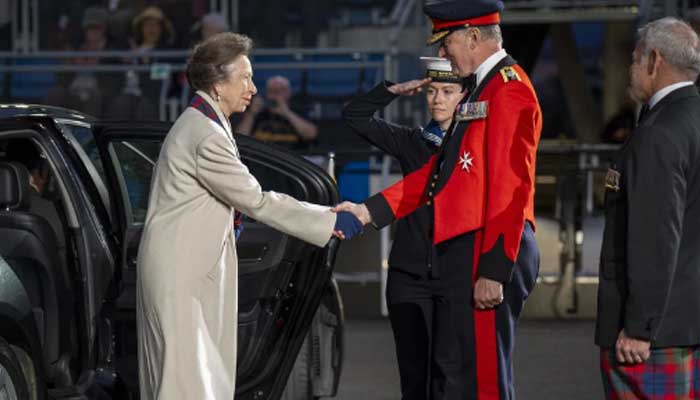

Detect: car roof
[0, 104, 96, 124]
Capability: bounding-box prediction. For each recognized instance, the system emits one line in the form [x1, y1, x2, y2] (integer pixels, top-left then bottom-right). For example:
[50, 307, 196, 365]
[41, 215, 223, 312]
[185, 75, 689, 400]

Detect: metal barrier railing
[0, 49, 394, 122]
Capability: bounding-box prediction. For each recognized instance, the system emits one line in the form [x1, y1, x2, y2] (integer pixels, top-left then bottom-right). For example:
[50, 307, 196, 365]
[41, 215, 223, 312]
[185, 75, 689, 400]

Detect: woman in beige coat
[136, 33, 361, 399]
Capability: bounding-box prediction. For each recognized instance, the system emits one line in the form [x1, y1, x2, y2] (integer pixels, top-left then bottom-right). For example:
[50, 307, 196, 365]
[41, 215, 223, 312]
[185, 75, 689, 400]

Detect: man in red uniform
[336, 0, 542, 398]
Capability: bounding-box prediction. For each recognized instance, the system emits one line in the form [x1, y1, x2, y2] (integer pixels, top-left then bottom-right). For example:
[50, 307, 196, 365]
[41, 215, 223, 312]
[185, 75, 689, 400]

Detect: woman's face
[141, 18, 162, 45]
[214, 55, 258, 116]
[426, 82, 463, 126]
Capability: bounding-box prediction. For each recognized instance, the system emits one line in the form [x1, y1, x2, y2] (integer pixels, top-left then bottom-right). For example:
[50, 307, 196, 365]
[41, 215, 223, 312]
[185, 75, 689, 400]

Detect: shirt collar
[474, 48, 507, 88]
[648, 81, 694, 109]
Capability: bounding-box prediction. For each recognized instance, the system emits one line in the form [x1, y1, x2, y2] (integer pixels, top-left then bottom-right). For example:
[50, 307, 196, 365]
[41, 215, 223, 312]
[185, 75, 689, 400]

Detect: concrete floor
[335, 319, 601, 400]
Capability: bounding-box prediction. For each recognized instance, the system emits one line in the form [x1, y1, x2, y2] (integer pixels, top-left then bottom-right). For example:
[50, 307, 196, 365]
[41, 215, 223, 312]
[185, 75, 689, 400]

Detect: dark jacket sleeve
[342, 81, 423, 157]
[624, 125, 687, 341]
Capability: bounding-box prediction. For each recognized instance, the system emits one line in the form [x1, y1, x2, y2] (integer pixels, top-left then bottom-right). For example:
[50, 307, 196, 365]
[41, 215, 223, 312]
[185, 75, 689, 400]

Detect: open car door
[91, 122, 341, 399]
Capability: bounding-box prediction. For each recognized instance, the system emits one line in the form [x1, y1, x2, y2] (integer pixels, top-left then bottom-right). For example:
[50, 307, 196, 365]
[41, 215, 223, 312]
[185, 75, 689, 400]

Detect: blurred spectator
[600, 103, 636, 144]
[74, 7, 113, 65]
[187, 12, 228, 48]
[103, 70, 159, 120]
[176, 13, 229, 105]
[104, 0, 145, 45]
[121, 6, 175, 116]
[200, 13, 229, 41]
[129, 6, 175, 61]
[44, 7, 120, 117]
[237, 75, 319, 149]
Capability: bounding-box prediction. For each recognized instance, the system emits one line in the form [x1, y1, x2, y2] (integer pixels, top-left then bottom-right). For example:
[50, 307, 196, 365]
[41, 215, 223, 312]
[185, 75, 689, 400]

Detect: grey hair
[477, 25, 502, 45]
[459, 24, 503, 46]
[186, 32, 252, 92]
[637, 17, 700, 79]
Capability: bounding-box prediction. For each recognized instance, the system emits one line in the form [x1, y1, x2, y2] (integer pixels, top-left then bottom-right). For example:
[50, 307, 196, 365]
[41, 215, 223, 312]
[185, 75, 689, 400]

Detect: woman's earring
[216, 94, 221, 102]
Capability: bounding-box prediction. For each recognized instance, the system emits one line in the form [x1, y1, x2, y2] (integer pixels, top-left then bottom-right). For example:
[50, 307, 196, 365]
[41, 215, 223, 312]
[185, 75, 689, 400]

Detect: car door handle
[324, 237, 341, 271]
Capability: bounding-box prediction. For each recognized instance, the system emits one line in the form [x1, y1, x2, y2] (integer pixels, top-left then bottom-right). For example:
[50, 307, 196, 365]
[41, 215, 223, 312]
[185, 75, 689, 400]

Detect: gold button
[434, 174, 438, 179]
[428, 192, 433, 196]
[426, 200, 432, 206]
[431, 182, 436, 188]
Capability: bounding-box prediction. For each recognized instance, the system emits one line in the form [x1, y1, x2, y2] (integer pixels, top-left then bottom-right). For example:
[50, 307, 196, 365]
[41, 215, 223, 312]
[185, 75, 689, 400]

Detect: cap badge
[604, 168, 621, 192]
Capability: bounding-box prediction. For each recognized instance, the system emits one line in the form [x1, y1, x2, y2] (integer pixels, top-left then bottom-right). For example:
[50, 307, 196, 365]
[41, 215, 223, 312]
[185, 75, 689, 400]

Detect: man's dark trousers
[387, 223, 538, 400]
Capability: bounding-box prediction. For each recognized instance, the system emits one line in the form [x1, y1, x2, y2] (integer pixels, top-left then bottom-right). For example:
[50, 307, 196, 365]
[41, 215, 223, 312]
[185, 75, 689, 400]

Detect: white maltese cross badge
[459, 151, 474, 172]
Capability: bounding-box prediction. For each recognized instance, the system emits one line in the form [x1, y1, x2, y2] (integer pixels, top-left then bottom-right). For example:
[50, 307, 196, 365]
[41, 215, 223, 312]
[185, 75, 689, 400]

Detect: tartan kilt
[600, 346, 700, 399]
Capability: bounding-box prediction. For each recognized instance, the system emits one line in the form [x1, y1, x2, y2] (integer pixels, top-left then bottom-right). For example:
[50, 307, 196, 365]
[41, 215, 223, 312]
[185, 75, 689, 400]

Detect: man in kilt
[596, 16, 700, 399]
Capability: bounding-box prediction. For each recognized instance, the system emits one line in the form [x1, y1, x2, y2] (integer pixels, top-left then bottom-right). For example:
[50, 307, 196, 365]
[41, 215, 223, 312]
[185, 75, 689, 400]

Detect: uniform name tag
[605, 168, 621, 191]
[456, 101, 488, 121]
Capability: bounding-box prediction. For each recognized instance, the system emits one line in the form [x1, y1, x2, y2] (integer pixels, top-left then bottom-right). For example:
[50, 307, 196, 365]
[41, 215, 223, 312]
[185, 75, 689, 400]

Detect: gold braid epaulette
[499, 66, 521, 83]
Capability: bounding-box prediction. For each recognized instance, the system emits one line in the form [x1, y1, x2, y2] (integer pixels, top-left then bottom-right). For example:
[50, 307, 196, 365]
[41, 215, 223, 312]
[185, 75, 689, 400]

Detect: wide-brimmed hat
[132, 6, 174, 39]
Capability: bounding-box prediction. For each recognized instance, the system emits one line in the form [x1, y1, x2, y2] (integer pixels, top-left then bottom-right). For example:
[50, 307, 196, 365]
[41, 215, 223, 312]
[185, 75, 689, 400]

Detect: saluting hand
[387, 78, 432, 96]
[474, 277, 504, 310]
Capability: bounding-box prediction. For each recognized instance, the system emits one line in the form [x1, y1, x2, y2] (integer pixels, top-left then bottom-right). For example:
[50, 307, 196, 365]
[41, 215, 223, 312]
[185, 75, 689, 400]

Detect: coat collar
[193, 90, 233, 139]
[648, 81, 695, 109]
[474, 49, 507, 89]
[641, 84, 699, 127]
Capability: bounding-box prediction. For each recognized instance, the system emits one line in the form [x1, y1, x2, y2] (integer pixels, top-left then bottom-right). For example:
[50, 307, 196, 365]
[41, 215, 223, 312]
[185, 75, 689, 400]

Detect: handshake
[331, 201, 372, 240]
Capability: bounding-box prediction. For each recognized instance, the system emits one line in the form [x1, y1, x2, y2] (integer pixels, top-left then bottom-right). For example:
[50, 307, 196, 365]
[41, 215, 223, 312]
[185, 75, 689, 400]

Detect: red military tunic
[365, 57, 541, 400]
[365, 61, 542, 284]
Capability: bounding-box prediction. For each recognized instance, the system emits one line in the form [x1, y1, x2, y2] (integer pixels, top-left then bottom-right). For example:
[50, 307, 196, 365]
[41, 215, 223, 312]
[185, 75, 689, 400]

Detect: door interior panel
[237, 223, 289, 274]
[92, 126, 338, 397]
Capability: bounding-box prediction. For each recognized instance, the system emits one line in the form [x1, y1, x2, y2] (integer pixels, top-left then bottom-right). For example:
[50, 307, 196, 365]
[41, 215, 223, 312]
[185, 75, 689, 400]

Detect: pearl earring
[216, 94, 221, 102]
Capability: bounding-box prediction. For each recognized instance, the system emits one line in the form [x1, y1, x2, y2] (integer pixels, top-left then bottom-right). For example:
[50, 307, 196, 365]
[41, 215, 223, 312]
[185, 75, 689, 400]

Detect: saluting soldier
[335, 0, 542, 398]
[343, 57, 466, 399]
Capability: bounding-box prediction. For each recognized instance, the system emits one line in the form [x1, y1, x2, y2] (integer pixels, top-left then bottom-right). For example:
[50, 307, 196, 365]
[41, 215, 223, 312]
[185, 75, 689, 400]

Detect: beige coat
[136, 91, 336, 399]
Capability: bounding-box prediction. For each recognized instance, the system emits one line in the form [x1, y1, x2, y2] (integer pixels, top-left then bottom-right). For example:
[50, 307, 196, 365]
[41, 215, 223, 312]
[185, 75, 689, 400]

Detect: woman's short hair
[186, 32, 253, 92]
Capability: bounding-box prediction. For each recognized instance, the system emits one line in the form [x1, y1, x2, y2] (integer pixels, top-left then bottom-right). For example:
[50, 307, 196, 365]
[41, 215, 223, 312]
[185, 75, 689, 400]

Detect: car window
[55, 121, 113, 223]
[56, 122, 107, 184]
[245, 158, 306, 200]
[109, 139, 161, 225]
[108, 138, 307, 226]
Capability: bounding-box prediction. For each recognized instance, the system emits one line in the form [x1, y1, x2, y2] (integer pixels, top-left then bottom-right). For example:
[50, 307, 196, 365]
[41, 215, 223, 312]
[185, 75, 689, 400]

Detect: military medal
[459, 151, 474, 172]
[456, 101, 488, 121]
[604, 168, 621, 191]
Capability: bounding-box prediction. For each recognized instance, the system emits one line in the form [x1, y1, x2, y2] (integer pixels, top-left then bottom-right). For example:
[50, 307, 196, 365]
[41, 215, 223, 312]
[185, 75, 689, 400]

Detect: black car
[0, 104, 344, 400]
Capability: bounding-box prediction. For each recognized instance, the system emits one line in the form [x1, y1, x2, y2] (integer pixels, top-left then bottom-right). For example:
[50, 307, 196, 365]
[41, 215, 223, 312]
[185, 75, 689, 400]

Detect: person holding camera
[237, 75, 318, 149]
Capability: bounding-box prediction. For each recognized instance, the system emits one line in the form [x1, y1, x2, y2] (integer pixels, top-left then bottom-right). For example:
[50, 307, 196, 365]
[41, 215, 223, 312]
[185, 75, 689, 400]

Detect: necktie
[462, 74, 476, 94]
[637, 104, 649, 126]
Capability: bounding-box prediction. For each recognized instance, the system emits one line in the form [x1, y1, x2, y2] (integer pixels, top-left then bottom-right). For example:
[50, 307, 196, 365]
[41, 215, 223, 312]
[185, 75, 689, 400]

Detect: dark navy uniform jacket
[342, 82, 438, 277]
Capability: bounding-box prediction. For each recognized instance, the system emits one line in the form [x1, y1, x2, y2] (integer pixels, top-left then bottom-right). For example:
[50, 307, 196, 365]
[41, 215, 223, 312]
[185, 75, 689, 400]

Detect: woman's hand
[387, 78, 432, 96]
